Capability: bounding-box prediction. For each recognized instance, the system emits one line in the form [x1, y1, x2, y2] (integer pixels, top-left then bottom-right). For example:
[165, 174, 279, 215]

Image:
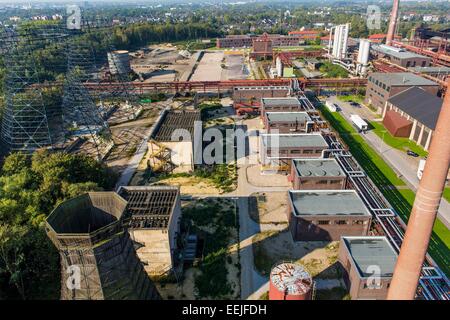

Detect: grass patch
[337, 94, 365, 104]
[182, 198, 238, 299]
[320, 106, 404, 186]
[443, 188, 450, 203]
[320, 104, 450, 277]
[369, 121, 428, 157]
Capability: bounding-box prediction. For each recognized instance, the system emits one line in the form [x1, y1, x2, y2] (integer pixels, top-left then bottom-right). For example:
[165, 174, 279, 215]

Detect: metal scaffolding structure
[0, 24, 65, 153]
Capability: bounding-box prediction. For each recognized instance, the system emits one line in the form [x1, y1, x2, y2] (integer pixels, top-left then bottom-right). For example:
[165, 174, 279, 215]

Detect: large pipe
[386, 0, 400, 46]
[387, 79, 450, 300]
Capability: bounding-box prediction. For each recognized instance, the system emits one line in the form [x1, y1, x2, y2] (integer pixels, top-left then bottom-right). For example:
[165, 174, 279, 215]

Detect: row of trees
[0, 151, 117, 299]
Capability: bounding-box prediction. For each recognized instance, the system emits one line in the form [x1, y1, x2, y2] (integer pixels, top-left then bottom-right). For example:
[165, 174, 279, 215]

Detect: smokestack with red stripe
[386, 0, 400, 46]
[387, 79, 450, 300]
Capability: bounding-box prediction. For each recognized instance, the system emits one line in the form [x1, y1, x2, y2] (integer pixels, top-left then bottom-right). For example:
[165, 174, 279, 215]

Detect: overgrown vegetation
[319, 61, 349, 78]
[182, 198, 239, 299]
[0, 151, 117, 299]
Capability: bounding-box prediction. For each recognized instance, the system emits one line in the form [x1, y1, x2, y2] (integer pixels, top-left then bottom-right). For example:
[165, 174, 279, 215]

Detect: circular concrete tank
[107, 50, 131, 75]
[269, 262, 313, 300]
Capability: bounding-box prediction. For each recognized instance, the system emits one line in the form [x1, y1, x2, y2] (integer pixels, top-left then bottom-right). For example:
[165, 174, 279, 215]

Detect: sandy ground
[153, 176, 223, 195]
[221, 54, 250, 80]
[252, 229, 342, 279]
[249, 191, 289, 224]
[191, 51, 224, 82]
[246, 164, 291, 187]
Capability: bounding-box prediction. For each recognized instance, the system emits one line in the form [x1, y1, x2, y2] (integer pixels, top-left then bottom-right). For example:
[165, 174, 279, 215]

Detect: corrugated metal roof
[288, 190, 371, 216]
[369, 72, 438, 87]
[266, 112, 311, 123]
[261, 97, 301, 106]
[342, 236, 397, 278]
[387, 87, 443, 129]
[261, 133, 329, 148]
[293, 158, 344, 178]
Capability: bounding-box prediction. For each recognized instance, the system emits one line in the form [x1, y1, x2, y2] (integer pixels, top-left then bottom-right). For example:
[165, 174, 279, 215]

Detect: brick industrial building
[264, 112, 313, 133]
[371, 44, 431, 68]
[232, 86, 291, 105]
[259, 133, 329, 171]
[381, 87, 443, 150]
[364, 72, 439, 113]
[338, 236, 397, 300]
[287, 190, 371, 241]
[290, 158, 347, 190]
[261, 97, 304, 116]
[118, 186, 182, 276]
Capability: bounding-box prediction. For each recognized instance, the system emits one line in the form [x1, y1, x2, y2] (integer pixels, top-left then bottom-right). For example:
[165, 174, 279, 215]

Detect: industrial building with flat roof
[365, 72, 439, 113]
[118, 186, 182, 276]
[264, 112, 313, 133]
[261, 97, 304, 116]
[290, 158, 347, 190]
[287, 190, 371, 241]
[371, 44, 431, 68]
[338, 236, 398, 300]
[232, 86, 291, 105]
[408, 66, 450, 81]
[382, 87, 443, 150]
[259, 133, 329, 171]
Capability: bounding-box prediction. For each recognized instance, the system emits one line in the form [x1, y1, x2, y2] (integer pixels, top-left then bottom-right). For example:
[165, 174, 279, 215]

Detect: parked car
[349, 101, 361, 108]
[407, 150, 419, 157]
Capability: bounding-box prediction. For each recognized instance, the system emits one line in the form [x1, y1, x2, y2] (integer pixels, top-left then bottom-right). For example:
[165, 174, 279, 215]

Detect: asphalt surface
[329, 96, 450, 228]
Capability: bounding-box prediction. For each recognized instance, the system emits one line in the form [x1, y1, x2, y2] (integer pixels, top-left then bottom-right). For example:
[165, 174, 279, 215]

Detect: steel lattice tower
[1, 27, 53, 152]
[62, 32, 109, 140]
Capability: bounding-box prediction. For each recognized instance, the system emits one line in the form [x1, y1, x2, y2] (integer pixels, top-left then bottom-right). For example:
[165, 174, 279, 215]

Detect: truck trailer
[350, 114, 368, 132]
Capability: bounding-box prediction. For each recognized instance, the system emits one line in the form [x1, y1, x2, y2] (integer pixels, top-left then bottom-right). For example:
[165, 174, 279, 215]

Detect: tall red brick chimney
[387, 80, 450, 300]
[386, 0, 400, 46]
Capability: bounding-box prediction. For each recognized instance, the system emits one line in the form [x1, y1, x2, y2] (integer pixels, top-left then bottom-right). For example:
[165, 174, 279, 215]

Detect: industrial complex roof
[342, 236, 398, 278]
[293, 158, 344, 178]
[288, 190, 371, 216]
[266, 112, 311, 123]
[261, 97, 301, 106]
[388, 87, 443, 130]
[261, 133, 329, 149]
[368, 72, 438, 87]
[153, 109, 201, 142]
[118, 186, 179, 229]
[408, 66, 450, 74]
[372, 44, 429, 60]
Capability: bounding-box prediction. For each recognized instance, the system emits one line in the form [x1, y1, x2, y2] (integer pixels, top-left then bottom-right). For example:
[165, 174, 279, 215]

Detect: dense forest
[0, 151, 117, 299]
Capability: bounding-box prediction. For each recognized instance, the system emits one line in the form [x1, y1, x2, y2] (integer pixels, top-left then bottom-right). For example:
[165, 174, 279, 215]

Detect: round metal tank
[107, 50, 131, 75]
[269, 262, 313, 300]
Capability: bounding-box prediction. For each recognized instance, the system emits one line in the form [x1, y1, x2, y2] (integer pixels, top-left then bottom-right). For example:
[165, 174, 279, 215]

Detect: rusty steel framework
[118, 186, 179, 229]
[46, 192, 161, 300]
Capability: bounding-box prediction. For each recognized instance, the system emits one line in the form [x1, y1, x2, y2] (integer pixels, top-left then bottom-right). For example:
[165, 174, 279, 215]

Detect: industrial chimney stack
[387, 79, 450, 300]
[386, 0, 400, 46]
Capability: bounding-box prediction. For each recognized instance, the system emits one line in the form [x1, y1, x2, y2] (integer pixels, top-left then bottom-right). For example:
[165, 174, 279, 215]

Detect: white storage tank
[107, 50, 131, 75]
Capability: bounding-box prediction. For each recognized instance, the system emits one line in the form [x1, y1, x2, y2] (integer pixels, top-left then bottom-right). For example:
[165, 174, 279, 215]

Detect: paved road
[330, 96, 450, 227]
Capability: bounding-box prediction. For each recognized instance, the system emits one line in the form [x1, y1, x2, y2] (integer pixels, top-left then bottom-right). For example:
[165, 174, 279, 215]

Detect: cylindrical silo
[269, 262, 313, 300]
[107, 50, 131, 75]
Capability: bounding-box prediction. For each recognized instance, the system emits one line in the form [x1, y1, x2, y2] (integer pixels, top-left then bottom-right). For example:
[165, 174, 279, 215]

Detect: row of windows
[269, 149, 322, 156]
[368, 76, 391, 92]
[316, 220, 366, 225]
